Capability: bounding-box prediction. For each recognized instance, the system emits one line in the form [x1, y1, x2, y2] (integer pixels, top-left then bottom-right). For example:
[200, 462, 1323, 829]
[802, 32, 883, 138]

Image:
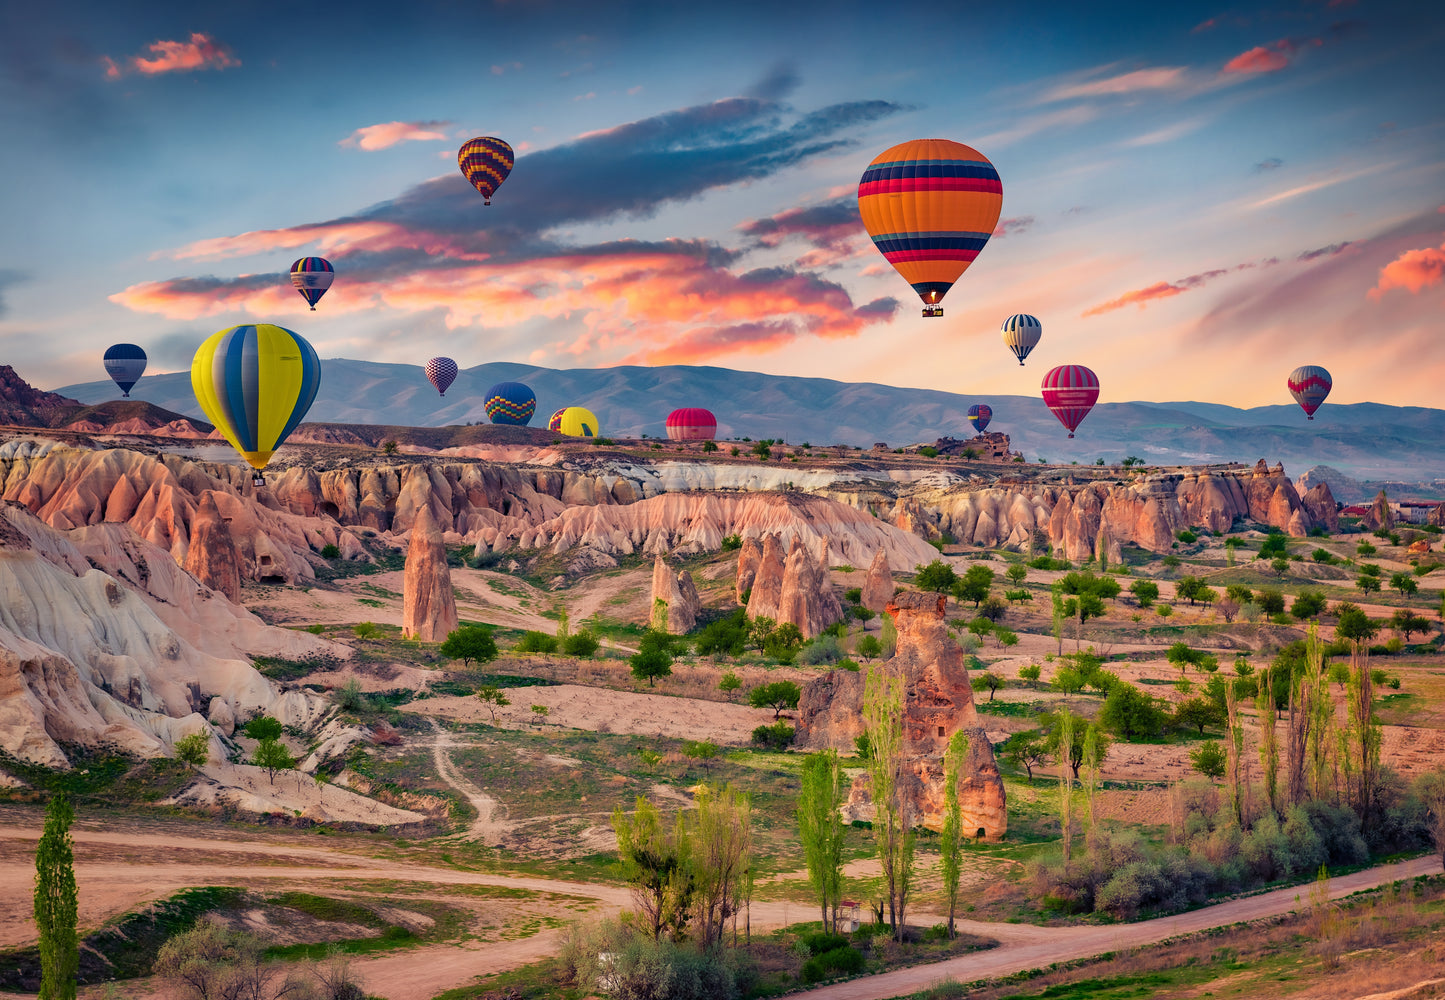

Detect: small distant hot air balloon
[666, 407, 717, 441]
[458, 137, 514, 205]
[967, 404, 992, 434]
[557, 406, 599, 438]
[1001, 314, 1042, 366]
[1287, 365, 1332, 420]
[425, 357, 458, 396]
[191, 324, 321, 482]
[290, 257, 334, 311]
[547, 408, 567, 432]
[483, 381, 535, 425]
[858, 138, 1002, 318]
[102, 344, 147, 398]
[1041, 365, 1099, 439]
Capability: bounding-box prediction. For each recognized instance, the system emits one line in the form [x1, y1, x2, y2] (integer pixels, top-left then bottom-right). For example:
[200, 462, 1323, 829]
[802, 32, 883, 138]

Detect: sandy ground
[410, 685, 782, 744]
[425, 720, 507, 843]
[168, 763, 428, 827]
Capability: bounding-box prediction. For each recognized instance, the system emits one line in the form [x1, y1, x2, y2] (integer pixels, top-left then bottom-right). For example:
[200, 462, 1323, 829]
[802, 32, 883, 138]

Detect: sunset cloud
[339, 121, 451, 151]
[1082, 265, 1255, 317]
[1297, 240, 1356, 261]
[1368, 244, 1445, 300]
[1040, 67, 1187, 103]
[1222, 37, 1321, 75]
[992, 216, 1035, 238]
[104, 33, 240, 78]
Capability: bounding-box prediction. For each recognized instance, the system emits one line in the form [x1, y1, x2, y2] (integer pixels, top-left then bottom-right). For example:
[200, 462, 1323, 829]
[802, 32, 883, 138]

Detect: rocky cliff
[651, 555, 702, 633]
[744, 534, 844, 639]
[402, 507, 459, 642]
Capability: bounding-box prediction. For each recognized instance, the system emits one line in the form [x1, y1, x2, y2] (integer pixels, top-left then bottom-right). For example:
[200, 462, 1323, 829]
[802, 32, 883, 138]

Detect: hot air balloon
[1001, 314, 1042, 366]
[547, 408, 567, 432]
[1041, 365, 1099, 439]
[425, 357, 458, 396]
[1287, 365, 1332, 420]
[858, 138, 1002, 318]
[557, 406, 599, 438]
[666, 407, 717, 441]
[191, 324, 320, 483]
[458, 137, 514, 205]
[102, 344, 147, 398]
[483, 381, 535, 425]
[290, 257, 334, 310]
[967, 404, 992, 434]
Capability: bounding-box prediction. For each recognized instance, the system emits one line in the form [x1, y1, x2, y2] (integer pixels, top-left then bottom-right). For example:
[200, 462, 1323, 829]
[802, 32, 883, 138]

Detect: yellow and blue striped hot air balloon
[858, 138, 1003, 318]
[458, 137, 514, 205]
[191, 324, 321, 478]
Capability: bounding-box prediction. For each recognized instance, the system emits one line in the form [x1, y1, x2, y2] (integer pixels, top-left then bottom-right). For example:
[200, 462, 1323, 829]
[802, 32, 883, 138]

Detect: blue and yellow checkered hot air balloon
[191, 324, 321, 477]
[484, 381, 536, 425]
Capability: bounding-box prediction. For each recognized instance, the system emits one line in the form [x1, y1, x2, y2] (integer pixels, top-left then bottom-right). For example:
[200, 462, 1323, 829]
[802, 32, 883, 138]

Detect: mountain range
[53, 359, 1445, 482]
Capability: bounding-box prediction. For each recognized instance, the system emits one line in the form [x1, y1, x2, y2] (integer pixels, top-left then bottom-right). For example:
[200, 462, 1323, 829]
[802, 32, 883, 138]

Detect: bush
[801, 945, 865, 984]
[335, 677, 367, 712]
[320, 543, 341, 559]
[440, 624, 499, 667]
[844, 587, 863, 604]
[1099, 682, 1171, 741]
[563, 630, 600, 657]
[173, 731, 211, 766]
[751, 721, 795, 750]
[801, 931, 850, 955]
[721, 533, 743, 551]
[515, 630, 559, 654]
[796, 635, 844, 666]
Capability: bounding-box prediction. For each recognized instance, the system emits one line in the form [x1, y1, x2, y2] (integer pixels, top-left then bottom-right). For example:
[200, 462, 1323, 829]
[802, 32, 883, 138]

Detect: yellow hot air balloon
[191, 324, 321, 481]
[556, 406, 599, 437]
[857, 138, 1003, 318]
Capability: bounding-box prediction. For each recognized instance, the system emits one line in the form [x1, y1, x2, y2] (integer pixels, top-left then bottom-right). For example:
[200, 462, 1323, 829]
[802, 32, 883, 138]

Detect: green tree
[1051, 665, 1086, 695]
[718, 671, 742, 700]
[612, 795, 693, 940]
[440, 624, 499, 668]
[1390, 572, 1419, 596]
[696, 609, 748, 657]
[966, 617, 994, 641]
[940, 731, 969, 938]
[1271, 557, 1291, 579]
[684, 740, 719, 776]
[970, 671, 1005, 702]
[952, 564, 996, 607]
[477, 685, 510, 724]
[1099, 683, 1170, 741]
[1292, 590, 1327, 619]
[1005, 563, 1028, 586]
[747, 616, 777, 654]
[1256, 588, 1286, 615]
[689, 783, 753, 948]
[1044, 709, 1110, 780]
[516, 630, 559, 653]
[563, 630, 600, 657]
[1173, 696, 1225, 735]
[1391, 609, 1432, 641]
[915, 559, 958, 594]
[1189, 740, 1228, 780]
[748, 681, 801, 719]
[856, 634, 883, 661]
[995, 627, 1020, 651]
[797, 751, 845, 933]
[34, 794, 78, 1000]
[1357, 574, 1381, 595]
[1175, 576, 1205, 605]
[630, 631, 675, 686]
[173, 732, 211, 767]
[1129, 579, 1159, 608]
[251, 738, 296, 785]
[243, 715, 282, 741]
[750, 441, 772, 461]
[1003, 731, 1049, 782]
[863, 661, 914, 940]
[1335, 604, 1379, 644]
[1018, 663, 1041, 687]
[1225, 584, 1254, 605]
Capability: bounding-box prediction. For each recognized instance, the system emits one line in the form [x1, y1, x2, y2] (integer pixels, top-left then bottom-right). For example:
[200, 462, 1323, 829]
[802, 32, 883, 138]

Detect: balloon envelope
[547, 408, 567, 432]
[1287, 365, 1331, 419]
[857, 138, 1002, 316]
[290, 257, 334, 310]
[557, 406, 599, 438]
[483, 381, 536, 425]
[967, 404, 992, 434]
[103, 344, 147, 397]
[1041, 365, 1099, 438]
[458, 137, 514, 205]
[425, 357, 458, 396]
[1001, 314, 1042, 366]
[666, 407, 717, 441]
[191, 324, 321, 470]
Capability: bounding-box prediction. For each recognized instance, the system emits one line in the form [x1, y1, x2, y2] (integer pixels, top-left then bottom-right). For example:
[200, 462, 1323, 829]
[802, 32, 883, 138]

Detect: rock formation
[860, 548, 893, 611]
[930, 433, 1019, 462]
[1300, 482, 1341, 534]
[746, 534, 787, 621]
[651, 554, 701, 633]
[183, 491, 241, 602]
[1364, 490, 1394, 531]
[776, 538, 845, 639]
[1430, 503, 1445, 528]
[402, 507, 458, 642]
[795, 592, 1006, 839]
[735, 536, 762, 602]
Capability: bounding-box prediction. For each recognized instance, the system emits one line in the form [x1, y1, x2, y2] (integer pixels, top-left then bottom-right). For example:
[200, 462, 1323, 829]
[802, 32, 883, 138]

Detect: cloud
[1192, 17, 1218, 33]
[974, 105, 1098, 149]
[1253, 157, 1283, 172]
[992, 216, 1035, 238]
[1122, 118, 1206, 147]
[104, 33, 240, 78]
[490, 61, 522, 75]
[1248, 161, 1395, 209]
[745, 61, 800, 101]
[1297, 240, 1356, 261]
[1369, 243, 1445, 300]
[1222, 37, 1322, 75]
[0, 269, 24, 318]
[339, 120, 451, 151]
[1082, 264, 1257, 317]
[1039, 67, 1188, 103]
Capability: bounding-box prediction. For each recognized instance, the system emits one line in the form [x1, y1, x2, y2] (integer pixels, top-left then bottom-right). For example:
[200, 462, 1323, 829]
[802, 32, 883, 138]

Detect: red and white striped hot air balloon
[665, 407, 718, 441]
[1041, 365, 1099, 439]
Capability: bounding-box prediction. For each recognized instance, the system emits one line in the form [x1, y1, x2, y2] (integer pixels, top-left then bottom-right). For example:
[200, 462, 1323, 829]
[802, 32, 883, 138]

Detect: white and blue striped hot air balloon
[103, 344, 147, 397]
[1001, 314, 1042, 366]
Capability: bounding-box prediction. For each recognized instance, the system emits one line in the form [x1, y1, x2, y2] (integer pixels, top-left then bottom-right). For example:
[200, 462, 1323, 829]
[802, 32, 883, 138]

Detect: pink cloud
[339, 121, 451, 151]
[1082, 266, 1253, 317]
[107, 33, 240, 77]
[1192, 17, 1218, 33]
[1222, 37, 1321, 75]
[164, 219, 488, 263]
[1368, 244, 1445, 300]
[1041, 67, 1187, 102]
[992, 216, 1035, 238]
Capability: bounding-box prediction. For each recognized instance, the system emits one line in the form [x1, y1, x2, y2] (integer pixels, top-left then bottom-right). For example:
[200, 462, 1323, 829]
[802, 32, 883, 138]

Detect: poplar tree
[1057, 711, 1074, 861]
[863, 658, 912, 940]
[940, 731, 968, 938]
[797, 751, 845, 933]
[1082, 724, 1102, 848]
[34, 794, 78, 1000]
[1256, 666, 1280, 819]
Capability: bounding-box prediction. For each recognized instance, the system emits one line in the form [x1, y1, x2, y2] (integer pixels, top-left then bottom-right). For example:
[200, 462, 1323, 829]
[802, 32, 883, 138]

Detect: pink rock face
[402, 507, 458, 642]
[183, 491, 241, 603]
[861, 547, 892, 612]
[1363, 490, 1393, 531]
[746, 534, 787, 622]
[735, 536, 762, 603]
[1301, 483, 1341, 534]
[777, 537, 844, 639]
[651, 554, 701, 633]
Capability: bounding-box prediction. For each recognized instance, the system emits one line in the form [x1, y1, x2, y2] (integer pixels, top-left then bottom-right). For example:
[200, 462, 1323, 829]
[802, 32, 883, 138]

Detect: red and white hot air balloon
[665, 407, 718, 441]
[1041, 365, 1100, 438]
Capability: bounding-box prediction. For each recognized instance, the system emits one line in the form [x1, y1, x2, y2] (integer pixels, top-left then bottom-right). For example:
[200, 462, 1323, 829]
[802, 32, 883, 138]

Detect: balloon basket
[251, 474, 265, 487]
[922, 306, 943, 318]
[1068, 433, 1075, 439]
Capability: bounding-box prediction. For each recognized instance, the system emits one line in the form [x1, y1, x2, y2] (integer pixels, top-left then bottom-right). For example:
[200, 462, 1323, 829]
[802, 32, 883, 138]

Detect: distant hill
[2, 366, 210, 436]
[54, 360, 1445, 480]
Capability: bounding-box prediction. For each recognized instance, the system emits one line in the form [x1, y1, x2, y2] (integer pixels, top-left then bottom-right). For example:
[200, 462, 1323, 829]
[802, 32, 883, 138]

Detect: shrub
[751, 721, 795, 750]
[320, 543, 341, 559]
[796, 635, 844, 666]
[563, 630, 600, 657]
[721, 533, 743, 551]
[1291, 590, 1327, 619]
[1156, 604, 1174, 618]
[335, 677, 367, 712]
[173, 731, 211, 766]
[801, 931, 850, 955]
[801, 945, 865, 984]
[844, 587, 863, 604]
[1018, 663, 1041, 685]
[1176, 529, 1198, 544]
[515, 630, 559, 654]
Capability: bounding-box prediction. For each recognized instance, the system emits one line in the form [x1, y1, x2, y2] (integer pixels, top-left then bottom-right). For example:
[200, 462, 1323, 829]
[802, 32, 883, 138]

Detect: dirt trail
[427, 719, 508, 843]
[789, 855, 1444, 1000]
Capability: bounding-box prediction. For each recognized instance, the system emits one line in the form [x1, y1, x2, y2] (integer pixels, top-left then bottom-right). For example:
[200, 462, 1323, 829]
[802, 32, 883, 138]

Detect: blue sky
[2, 0, 1442, 410]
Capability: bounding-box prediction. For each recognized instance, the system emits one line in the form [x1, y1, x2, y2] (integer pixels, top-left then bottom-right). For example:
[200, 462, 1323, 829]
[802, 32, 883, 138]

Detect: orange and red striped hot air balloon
[857, 138, 1003, 318]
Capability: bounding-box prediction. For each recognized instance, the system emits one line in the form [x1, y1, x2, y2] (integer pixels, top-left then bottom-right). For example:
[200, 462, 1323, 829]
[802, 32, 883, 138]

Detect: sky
[2, 0, 1444, 410]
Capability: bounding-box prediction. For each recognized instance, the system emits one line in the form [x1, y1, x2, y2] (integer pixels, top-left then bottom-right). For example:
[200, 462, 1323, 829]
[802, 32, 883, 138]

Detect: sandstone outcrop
[860, 547, 893, 611]
[735, 536, 762, 602]
[402, 507, 458, 642]
[1430, 503, 1445, 528]
[183, 491, 241, 602]
[796, 592, 1006, 839]
[777, 538, 845, 639]
[651, 555, 701, 633]
[746, 534, 787, 621]
[1300, 482, 1341, 534]
[1364, 490, 1394, 531]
